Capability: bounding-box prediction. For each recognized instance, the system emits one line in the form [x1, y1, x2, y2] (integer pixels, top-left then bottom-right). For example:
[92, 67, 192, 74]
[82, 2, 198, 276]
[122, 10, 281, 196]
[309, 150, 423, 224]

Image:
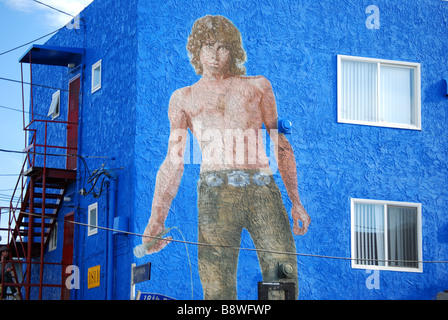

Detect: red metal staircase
[3, 159, 77, 300]
[0, 47, 81, 300]
[1, 118, 79, 299]
[11, 167, 76, 259]
[2, 150, 77, 300]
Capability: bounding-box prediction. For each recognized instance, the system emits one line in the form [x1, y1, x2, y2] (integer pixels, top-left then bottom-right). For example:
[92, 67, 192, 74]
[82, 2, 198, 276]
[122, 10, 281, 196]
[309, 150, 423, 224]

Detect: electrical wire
[82, 170, 107, 198]
[0, 150, 444, 265]
[0, 147, 123, 203]
[172, 226, 194, 299]
[0, 27, 64, 56]
[0, 77, 81, 94]
[0, 148, 112, 201]
[0, 104, 48, 119]
[0, 1, 86, 57]
[31, 0, 76, 18]
[12, 210, 448, 265]
[0, 147, 109, 159]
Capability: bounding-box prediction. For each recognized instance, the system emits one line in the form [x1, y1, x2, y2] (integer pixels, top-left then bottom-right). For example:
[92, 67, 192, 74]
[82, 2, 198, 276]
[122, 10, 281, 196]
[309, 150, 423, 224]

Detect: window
[337, 55, 421, 130]
[351, 199, 422, 272]
[88, 202, 98, 236]
[48, 222, 58, 251]
[47, 90, 60, 119]
[91, 59, 102, 93]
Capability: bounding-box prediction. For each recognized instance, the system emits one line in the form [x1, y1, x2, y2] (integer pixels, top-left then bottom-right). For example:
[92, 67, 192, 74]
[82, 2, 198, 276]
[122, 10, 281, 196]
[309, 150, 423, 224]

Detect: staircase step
[26, 202, 60, 210]
[9, 166, 76, 260]
[34, 193, 63, 200]
[34, 183, 66, 190]
[18, 221, 53, 228]
[18, 231, 50, 237]
[26, 215, 57, 221]
[24, 167, 76, 183]
[10, 242, 42, 258]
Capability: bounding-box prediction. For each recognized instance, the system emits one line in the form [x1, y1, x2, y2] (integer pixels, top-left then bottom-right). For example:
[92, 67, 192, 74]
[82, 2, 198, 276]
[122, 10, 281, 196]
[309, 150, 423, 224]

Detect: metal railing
[0, 57, 78, 300]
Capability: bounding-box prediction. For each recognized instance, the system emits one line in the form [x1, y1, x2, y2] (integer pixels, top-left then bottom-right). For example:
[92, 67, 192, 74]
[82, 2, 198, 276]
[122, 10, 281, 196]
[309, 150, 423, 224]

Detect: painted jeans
[197, 169, 298, 300]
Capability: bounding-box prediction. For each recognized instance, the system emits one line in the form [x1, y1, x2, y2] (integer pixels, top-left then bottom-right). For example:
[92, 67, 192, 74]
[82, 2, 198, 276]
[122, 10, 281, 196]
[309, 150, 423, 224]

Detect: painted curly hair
[187, 15, 247, 76]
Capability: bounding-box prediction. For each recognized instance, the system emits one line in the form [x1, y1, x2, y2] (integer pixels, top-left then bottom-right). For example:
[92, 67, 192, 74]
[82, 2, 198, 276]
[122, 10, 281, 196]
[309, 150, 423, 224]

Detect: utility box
[258, 282, 296, 300]
[436, 291, 448, 300]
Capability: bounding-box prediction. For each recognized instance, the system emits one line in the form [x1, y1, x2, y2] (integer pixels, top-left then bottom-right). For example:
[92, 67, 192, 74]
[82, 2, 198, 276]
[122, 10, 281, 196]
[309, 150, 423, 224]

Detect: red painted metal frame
[1, 56, 78, 300]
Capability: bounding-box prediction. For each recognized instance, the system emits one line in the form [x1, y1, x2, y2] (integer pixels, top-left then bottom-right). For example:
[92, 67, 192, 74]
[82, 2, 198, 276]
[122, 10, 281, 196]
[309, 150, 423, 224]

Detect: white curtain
[380, 65, 415, 125]
[340, 60, 377, 122]
[355, 203, 418, 268]
[387, 206, 418, 268]
[354, 203, 385, 266]
[340, 59, 416, 126]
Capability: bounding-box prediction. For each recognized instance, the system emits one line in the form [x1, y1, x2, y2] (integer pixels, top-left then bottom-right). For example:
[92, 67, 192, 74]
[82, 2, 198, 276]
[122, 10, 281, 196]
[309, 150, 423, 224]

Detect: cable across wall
[19, 210, 448, 265]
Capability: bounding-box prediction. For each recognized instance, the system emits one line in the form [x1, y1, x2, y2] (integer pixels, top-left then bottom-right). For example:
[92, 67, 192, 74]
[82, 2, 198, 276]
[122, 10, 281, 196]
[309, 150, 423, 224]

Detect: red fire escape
[0, 45, 83, 300]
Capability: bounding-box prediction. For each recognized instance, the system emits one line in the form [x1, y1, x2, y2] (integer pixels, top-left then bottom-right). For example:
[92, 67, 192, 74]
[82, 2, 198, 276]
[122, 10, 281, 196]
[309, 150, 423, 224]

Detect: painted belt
[204, 171, 271, 187]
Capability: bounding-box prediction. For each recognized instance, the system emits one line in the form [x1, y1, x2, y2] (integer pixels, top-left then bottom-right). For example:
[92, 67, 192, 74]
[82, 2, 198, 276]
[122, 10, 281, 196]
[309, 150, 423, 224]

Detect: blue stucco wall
[27, 0, 138, 300]
[73, 0, 138, 301]
[133, 0, 448, 300]
[25, 0, 448, 300]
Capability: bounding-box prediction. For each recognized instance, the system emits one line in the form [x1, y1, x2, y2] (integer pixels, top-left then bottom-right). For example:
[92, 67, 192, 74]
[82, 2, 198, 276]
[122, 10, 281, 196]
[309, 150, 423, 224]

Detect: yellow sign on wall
[87, 265, 101, 289]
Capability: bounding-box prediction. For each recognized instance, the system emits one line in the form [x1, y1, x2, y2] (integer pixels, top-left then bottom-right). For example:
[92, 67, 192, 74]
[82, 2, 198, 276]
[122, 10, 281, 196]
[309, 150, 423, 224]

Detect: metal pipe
[21, 63, 25, 131]
[29, 52, 34, 122]
[26, 178, 34, 300]
[39, 173, 46, 299]
[106, 174, 117, 300]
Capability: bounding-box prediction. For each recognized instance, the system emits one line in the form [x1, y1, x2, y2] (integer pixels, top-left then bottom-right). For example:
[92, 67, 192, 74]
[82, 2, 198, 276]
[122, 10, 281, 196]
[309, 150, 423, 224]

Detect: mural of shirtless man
[141, 15, 311, 300]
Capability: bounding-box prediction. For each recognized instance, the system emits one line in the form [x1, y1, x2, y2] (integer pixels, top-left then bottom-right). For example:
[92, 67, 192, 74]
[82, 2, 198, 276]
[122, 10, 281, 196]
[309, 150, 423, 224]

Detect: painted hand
[292, 203, 311, 236]
[142, 221, 172, 254]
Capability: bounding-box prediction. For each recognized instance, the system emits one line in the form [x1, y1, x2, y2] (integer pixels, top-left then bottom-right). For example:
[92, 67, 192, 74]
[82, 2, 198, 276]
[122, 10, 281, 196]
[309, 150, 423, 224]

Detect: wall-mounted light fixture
[278, 118, 292, 134]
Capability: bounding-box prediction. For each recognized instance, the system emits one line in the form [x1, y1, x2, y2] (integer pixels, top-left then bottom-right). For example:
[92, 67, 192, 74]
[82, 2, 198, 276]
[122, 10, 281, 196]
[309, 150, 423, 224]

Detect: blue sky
[0, 0, 93, 235]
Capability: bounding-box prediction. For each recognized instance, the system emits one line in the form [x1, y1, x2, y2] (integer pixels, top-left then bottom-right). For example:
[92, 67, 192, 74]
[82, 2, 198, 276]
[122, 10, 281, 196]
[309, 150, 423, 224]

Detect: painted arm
[143, 89, 189, 253]
[259, 77, 311, 235]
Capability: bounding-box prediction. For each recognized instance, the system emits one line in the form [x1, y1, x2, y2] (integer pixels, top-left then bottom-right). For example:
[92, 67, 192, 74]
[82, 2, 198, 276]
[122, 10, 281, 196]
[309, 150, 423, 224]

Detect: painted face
[199, 40, 231, 75]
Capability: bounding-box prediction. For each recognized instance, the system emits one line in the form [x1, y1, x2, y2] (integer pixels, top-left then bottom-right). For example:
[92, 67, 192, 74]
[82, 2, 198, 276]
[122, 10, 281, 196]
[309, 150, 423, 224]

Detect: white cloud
[2, 0, 94, 28]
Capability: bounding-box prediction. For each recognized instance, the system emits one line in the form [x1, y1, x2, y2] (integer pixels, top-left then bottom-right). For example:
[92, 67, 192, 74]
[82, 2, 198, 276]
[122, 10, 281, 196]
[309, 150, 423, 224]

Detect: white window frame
[350, 198, 423, 273]
[47, 90, 60, 119]
[48, 222, 58, 252]
[88, 202, 98, 236]
[337, 55, 421, 130]
[91, 59, 102, 93]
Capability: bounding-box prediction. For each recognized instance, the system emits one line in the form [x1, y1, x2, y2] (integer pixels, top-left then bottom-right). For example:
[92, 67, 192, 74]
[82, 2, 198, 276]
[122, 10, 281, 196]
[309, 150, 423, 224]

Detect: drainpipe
[105, 170, 117, 300]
